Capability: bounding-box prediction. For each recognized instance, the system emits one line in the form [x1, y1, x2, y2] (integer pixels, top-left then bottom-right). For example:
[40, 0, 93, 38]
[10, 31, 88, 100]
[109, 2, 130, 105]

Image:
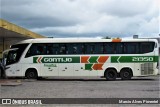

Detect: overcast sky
[0, 0, 159, 38]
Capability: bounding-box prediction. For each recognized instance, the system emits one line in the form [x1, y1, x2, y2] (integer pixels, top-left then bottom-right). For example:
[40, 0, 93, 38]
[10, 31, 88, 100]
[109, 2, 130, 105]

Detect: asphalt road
[0, 75, 159, 98]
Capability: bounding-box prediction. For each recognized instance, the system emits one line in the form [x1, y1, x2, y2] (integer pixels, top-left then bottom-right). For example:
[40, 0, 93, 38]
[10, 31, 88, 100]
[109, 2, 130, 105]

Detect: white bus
[4, 38, 159, 80]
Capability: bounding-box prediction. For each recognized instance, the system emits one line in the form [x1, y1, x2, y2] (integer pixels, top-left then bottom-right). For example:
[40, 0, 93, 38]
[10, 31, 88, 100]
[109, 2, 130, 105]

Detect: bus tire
[25, 69, 38, 79]
[104, 69, 117, 81]
[120, 68, 132, 80]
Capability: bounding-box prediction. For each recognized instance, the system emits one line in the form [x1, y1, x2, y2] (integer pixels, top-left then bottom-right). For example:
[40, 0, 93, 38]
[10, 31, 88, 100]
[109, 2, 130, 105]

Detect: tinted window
[86, 43, 96, 54]
[26, 43, 47, 57]
[140, 42, 155, 53]
[46, 44, 54, 54]
[116, 43, 123, 54]
[124, 43, 140, 54]
[104, 43, 115, 54]
[95, 43, 103, 54]
[25, 42, 155, 57]
[67, 43, 84, 54]
[103, 43, 123, 54]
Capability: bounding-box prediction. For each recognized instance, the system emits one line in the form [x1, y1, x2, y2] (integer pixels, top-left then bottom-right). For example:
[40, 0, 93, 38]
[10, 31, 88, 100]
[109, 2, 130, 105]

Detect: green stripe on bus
[85, 64, 93, 70]
[89, 56, 98, 63]
[33, 56, 159, 63]
[111, 56, 159, 63]
[33, 57, 38, 63]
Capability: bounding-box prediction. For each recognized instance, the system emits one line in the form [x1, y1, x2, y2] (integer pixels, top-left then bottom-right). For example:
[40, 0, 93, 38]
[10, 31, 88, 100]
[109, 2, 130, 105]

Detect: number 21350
[132, 57, 153, 62]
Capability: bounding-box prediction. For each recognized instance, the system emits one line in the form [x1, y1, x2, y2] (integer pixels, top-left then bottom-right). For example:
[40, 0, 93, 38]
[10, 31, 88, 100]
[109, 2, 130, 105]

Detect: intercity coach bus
[4, 38, 159, 80]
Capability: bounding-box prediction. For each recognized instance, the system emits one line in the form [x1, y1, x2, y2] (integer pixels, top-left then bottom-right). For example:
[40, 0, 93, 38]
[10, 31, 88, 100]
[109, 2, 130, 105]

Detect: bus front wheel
[120, 68, 132, 80]
[25, 69, 38, 79]
[105, 69, 117, 81]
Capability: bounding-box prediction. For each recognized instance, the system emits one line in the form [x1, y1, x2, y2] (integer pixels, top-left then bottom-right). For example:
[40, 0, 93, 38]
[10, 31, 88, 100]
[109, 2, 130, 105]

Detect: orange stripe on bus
[81, 56, 90, 63]
[92, 63, 103, 70]
[38, 57, 42, 63]
[98, 56, 109, 63]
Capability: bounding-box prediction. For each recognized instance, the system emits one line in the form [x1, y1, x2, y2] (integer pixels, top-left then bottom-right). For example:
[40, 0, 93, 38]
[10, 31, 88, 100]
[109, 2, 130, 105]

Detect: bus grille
[141, 63, 154, 75]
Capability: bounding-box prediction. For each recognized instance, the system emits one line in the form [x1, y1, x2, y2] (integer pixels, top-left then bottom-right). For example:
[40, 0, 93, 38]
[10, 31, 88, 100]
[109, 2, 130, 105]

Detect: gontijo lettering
[44, 58, 72, 63]
[33, 57, 80, 63]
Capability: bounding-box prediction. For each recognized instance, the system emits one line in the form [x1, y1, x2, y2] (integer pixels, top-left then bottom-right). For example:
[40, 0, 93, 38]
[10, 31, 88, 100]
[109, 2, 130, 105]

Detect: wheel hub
[124, 72, 129, 77]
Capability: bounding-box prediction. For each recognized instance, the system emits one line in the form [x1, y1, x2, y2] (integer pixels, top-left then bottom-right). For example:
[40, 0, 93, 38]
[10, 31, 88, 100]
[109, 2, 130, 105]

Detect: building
[0, 19, 45, 58]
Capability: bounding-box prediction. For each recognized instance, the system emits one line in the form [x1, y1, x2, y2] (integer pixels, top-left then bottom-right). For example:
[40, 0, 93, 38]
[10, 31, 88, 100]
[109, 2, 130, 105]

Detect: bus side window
[46, 44, 54, 54]
[110, 43, 114, 54]
[104, 43, 122, 54]
[53, 44, 59, 55]
[75, 43, 83, 54]
[90, 45, 95, 54]
[86, 43, 95, 54]
[94, 43, 103, 54]
[29, 44, 47, 56]
[59, 44, 67, 54]
[67, 43, 84, 54]
[100, 44, 104, 54]
[37, 46, 44, 55]
[104, 43, 114, 54]
[37, 44, 47, 55]
[73, 47, 77, 54]
[66, 43, 76, 54]
[26, 44, 38, 57]
[124, 42, 139, 54]
[46, 43, 60, 55]
[140, 42, 155, 54]
[115, 43, 123, 54]
[81, 44, 86, 54]
[73, 45, 78, 54]
[103, 43, 107, 54]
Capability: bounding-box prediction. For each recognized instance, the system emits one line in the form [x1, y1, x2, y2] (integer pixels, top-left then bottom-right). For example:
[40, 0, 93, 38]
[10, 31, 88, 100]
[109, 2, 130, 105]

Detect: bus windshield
[6, 44, 29, 65]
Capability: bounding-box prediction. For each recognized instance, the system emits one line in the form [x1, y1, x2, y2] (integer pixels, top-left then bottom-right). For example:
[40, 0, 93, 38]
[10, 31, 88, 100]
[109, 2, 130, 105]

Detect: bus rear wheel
[105, 69, 117, 81]
[120, 68, 132, 80]
[25, 69, 38, 79]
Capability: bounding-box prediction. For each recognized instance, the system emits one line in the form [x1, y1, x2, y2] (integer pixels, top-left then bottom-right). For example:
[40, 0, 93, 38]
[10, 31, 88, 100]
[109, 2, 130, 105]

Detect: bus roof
[16, 38, 158, 44]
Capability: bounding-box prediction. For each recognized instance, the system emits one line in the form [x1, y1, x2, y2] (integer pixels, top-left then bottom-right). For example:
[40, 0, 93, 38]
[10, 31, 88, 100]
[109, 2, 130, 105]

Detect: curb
[0, 79, 22, 86]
